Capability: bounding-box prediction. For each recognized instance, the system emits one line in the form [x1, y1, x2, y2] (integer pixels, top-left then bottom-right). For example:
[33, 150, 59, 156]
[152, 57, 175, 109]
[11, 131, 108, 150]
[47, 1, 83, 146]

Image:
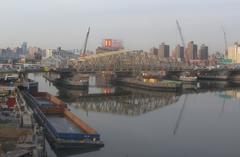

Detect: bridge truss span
[67, 50, 190, 73]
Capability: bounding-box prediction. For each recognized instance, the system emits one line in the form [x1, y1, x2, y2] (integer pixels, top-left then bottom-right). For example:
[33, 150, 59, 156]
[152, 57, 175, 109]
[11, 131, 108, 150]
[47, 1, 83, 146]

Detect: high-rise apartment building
[186, 41, 198, 60]
[174, 45, 184, 61]
[199, 44, 208, 60]
[159, 43, 170, 58]
[150, 47, 159, 55]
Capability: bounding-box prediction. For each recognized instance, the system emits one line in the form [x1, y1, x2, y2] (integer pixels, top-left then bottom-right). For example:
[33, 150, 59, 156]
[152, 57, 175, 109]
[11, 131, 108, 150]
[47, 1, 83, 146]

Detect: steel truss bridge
[67, 50, 192, 73]
[68, 91, 180, 116]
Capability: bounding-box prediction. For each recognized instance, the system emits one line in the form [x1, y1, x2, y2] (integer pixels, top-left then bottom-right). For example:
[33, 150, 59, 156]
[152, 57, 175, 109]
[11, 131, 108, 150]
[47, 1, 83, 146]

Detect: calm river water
[28, 73, 240, 157]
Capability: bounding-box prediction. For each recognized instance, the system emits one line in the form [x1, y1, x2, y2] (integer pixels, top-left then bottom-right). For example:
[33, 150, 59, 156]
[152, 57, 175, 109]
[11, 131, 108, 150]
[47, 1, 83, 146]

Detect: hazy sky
[0, 0, 239, 53]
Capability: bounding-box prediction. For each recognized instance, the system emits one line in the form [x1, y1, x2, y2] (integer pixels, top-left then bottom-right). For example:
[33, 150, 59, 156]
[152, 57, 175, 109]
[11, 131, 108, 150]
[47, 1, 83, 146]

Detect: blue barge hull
[21, 91, 104, 149]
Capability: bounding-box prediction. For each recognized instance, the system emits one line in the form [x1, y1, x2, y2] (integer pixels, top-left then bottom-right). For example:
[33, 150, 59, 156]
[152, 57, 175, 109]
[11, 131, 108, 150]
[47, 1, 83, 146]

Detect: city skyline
[0, 0, 239, 53]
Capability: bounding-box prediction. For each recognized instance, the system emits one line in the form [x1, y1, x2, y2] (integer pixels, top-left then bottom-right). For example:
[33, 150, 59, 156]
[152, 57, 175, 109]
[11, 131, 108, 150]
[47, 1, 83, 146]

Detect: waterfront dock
[0, 86, 46, 156]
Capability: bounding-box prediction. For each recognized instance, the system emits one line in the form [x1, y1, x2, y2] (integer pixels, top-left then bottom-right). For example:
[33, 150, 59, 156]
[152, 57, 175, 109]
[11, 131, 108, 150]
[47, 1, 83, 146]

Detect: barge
[117, 78, 182, 92]
[43, 74, 89, 90]
[197, 69, 230, 81]
[54, 78, 89, 90]
[21, 91, 104, 149]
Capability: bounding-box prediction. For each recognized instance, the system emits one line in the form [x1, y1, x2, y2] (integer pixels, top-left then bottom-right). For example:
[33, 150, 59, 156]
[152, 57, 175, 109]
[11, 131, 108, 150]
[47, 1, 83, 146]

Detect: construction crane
[222, 26, 228, 57]
[176, 20, 185, 48]
[176, 20, 189, 64]
[82, 26, 90, 57]
[172, 21, 190, 135]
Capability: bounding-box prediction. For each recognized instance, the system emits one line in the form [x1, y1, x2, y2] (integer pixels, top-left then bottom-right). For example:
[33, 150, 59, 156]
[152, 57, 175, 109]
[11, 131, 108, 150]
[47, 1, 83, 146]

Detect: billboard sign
[104, 39, 113, 47]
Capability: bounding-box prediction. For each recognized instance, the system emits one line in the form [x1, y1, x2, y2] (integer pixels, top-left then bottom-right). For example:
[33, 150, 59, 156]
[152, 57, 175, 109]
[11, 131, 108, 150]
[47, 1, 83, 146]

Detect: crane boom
[176, 20, 189, 64]
[222, 26, 228, 57]
[82, 26, 90, 57]
[176, 20, 185, 48]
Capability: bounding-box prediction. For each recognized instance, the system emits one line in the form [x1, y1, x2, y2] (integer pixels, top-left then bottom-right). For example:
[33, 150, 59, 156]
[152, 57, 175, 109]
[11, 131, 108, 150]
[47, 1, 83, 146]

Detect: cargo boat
[117, 78, 182, 92]
[21, 91, 104, 149]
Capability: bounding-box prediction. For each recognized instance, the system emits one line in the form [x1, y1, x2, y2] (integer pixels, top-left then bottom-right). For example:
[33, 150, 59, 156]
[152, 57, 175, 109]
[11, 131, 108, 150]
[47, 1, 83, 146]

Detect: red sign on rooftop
[104, 39, 113, 47]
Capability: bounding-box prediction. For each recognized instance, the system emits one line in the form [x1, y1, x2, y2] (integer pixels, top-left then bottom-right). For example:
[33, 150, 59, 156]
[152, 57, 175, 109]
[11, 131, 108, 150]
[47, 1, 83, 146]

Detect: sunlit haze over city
[0, 0, 239, 52]
[1, 1, 240, 157]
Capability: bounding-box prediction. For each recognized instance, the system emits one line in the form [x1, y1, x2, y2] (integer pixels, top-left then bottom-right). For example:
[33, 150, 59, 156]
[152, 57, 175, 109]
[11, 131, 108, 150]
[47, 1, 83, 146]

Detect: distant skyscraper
[199, 44, 208, 60]
[150, 47, 158, 55]
[159, 43, 170, 58]
[174, 45, 184, 61]
[21, 42, 27, 55]
[186, 41, 198, 60]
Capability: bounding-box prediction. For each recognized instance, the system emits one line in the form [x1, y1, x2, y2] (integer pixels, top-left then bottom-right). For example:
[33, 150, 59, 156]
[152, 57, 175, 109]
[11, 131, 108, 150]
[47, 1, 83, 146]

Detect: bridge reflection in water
[58, 87, 181, 116]
[57, 79, 240, 117]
